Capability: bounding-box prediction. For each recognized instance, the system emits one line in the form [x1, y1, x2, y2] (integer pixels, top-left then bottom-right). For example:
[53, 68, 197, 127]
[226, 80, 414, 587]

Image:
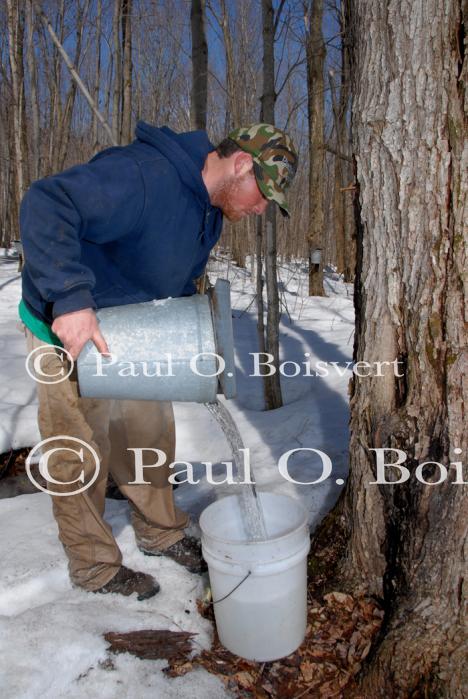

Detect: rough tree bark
[321, 1, 467, 696]
[305, 0, 325, 296]
[190, 0, 208, 131]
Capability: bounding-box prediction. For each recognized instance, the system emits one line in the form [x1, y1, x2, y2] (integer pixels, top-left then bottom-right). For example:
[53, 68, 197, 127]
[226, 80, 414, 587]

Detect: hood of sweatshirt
[135, 121, 214, 206]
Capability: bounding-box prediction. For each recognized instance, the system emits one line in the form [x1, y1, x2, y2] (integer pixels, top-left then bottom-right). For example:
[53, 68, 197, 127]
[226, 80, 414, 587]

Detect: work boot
[93, 565, 160, 601]
[139, 536, 207, 575]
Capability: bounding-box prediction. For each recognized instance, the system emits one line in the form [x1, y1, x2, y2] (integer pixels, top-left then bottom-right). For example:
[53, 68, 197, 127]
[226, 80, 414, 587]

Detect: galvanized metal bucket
[77, 279, 236, 402]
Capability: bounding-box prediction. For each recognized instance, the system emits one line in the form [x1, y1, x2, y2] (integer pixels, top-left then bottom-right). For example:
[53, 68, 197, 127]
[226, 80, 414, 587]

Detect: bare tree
[36, 3, 115, 148]
[313, 0, 467, 694]
[329, 1, 355, 282]
[55, 0, 90, 170]
[92, 0, 103, 150]
[190, 0, 208, 130]
[121, 0, 132, 144]
[112, 0, 122, 143]
[259, 0, 283, 409]
[0, 0, 316, 268]
[305, 0, 325, 296]
[26, 0, 40, 180]
[208, 0, 258, 269]
[7, 0, 27, 226]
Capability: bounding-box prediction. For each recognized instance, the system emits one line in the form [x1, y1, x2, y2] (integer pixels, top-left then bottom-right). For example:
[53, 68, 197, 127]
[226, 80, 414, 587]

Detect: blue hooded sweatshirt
[20, 122, 223, 326]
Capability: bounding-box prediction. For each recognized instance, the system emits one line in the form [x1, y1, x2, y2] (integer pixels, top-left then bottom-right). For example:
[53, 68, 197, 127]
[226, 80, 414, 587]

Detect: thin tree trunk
[255, 216, 267, 361]
[56, 0, 89, 170]
[121, 0, 132, 144]
[217, 0, 246, 268]
[329, 71, 348, 282]
[112, 0, 122, 144]
[37, 3, 116, 148]
[339, 5, 355, 284]
[305, 0, 325, 296]
[218, 0, 238, 132]
[104, 51, 113, 128]
[261, 0, 283, 410]
[134, 16, 142, 126]
[92, 0, 102, 150]
[26, 0, 40, 180]
[0, 109, 13, 246]
[329, 69, 346, 275]
[7, 0, 27, 217]
[48, 0, 65, 172]
[320, 1, 467, 694]
[190, 0, 208, 130]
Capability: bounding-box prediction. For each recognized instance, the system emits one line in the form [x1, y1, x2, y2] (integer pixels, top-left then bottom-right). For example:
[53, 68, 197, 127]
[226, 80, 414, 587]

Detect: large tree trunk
[305, 0, 325, 296]
[322, 1, 467, 695]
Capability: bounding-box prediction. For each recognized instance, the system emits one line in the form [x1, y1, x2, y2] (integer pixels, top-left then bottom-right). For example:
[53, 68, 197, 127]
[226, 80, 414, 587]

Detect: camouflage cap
[227, 123, 298, 217]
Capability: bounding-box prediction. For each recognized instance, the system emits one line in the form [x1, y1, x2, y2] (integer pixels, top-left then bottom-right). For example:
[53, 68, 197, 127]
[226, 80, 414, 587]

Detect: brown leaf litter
[162, 590, 383, 697]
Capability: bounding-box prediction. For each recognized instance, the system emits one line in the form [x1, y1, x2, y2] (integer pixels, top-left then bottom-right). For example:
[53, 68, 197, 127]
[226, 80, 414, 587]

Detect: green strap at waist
[18, 299, 63, 346]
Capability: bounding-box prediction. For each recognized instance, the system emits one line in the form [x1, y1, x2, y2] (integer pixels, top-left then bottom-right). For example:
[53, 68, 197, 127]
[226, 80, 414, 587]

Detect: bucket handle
[204, 538, 310, 578]
[212, 570, 252, 605]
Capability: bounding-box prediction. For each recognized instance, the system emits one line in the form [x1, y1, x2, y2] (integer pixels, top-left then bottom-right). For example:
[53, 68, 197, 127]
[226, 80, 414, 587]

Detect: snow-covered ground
[0, 251, 354, 698]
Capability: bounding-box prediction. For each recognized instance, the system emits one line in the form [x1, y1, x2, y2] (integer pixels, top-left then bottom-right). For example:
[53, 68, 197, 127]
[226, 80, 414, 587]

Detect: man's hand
[51, 308, 110, 360]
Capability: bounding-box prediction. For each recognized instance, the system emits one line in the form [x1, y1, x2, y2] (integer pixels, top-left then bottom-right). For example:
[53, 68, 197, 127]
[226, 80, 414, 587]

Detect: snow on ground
[0, 251, 354, 698]
[0, 494, 224, 698]
[0, 256, 39, 454]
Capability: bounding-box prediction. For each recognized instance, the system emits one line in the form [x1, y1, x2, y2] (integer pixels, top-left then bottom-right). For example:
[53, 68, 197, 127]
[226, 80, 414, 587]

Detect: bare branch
[34, 1, 117, 146]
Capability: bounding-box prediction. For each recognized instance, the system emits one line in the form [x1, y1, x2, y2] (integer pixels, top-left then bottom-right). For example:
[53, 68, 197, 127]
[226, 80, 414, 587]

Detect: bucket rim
[199, 492, 309, 546]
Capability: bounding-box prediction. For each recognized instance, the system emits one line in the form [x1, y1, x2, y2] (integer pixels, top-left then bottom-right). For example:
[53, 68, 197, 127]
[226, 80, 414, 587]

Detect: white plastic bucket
[200, 492, 310, 662]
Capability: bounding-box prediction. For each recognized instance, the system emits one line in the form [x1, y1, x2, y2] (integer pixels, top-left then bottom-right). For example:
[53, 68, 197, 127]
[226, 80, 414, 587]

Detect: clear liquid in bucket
[205, 400, 268, 541]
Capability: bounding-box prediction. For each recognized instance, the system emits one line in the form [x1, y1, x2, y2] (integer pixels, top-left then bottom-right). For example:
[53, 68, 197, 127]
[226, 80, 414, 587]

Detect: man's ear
[233, 151, 254, 178]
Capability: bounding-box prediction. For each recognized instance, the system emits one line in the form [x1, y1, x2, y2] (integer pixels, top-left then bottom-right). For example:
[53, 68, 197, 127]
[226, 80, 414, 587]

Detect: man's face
[213, 170, 269, 222]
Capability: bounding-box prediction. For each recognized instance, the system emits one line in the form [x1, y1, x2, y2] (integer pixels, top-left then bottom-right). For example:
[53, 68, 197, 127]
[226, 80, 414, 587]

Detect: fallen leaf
[233, 671, 255, 690]
[324, 591, 355, 612]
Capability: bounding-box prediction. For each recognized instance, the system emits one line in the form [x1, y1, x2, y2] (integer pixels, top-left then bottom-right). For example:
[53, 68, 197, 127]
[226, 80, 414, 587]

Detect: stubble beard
[211, 174, 246, 222]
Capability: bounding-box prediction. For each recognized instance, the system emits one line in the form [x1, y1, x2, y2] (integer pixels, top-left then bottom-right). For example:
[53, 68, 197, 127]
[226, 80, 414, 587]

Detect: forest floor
[0, 252, 382, 698]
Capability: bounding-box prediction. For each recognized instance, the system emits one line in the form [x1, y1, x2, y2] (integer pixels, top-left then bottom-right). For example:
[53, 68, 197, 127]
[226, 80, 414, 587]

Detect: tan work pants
[25, 329, 188, 591]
